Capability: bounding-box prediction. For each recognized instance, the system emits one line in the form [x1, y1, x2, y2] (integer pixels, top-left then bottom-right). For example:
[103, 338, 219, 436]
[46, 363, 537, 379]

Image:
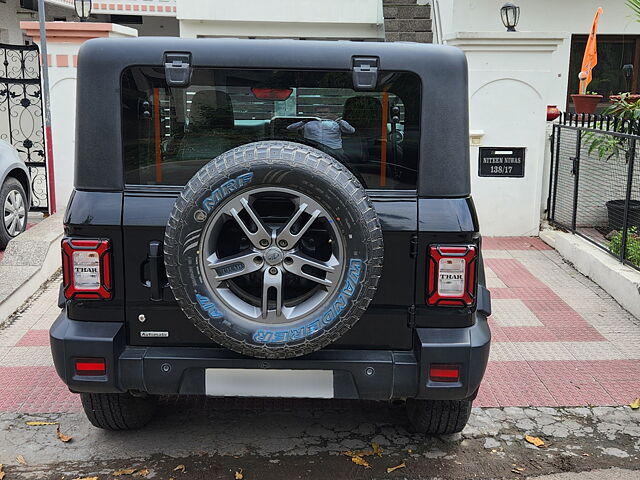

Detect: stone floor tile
[491, 299, 544, 327]
[0, 346, 54, 366]
[512, 342, 576, 361]
[489, 343, 526, 362]
[483, 250, 513, 259]
[486, 275, 507, 289]
[562, 342, 629, 361]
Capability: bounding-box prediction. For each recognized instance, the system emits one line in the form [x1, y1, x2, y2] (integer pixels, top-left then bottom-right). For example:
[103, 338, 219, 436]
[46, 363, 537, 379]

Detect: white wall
[438, 0, 639, 36]
[114, 15, 180, 36]
[177, 0, 384, 39]
[436, 0, 640, 107]
[24, 23, 138, 209]
[433, 0, 640, 236]
[446, 32, 567, 236]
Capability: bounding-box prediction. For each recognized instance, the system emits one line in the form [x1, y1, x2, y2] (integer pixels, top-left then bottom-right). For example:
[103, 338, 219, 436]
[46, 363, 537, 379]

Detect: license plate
[205, 368, 334, 398]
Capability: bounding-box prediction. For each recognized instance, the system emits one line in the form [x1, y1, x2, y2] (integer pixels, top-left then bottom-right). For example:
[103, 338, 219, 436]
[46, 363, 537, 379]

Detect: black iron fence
[548, 113, 640, 270]
[0, 43, 49, 211]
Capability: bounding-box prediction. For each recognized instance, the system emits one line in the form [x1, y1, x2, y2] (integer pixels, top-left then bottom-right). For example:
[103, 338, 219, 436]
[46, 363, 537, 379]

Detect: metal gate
[0, 43, 48, 211]
[548, 114, 640, 271]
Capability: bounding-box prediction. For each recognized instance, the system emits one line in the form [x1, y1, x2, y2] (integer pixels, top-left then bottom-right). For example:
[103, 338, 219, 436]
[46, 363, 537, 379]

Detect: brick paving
[0, 236, 639, 413]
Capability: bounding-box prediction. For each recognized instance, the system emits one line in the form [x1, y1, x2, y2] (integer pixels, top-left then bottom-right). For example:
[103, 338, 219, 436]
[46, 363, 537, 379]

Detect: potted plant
[583, 92, 640, 233]
[610, 93, 640, 104]
[571, 91, 603, 114]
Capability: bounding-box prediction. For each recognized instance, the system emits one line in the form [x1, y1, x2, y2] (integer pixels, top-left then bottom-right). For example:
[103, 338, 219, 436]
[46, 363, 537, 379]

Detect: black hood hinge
[352, 56, 379, 90]
[164, 52, 192, 87]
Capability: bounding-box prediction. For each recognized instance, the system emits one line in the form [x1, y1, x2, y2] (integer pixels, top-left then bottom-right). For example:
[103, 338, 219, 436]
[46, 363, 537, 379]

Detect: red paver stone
[16, 330, 51, 347]
[484, 361, 541, 384]
[489, 380, 558, 407]
[483, 236, 553, 251]
[486, 258, 606, 342]
[0, 237, 636, 412]
[474, 383, 499, 407]
[529, 361, 598, 383]
[503, 326, 560, 342]
[488, 287, 518, 299]
[0, 366, 81, 412]
[544, 381, 615, 406]
[599, 381, 640, 405]
[584, 360, 640, 382]
[486, 258, 545, 288]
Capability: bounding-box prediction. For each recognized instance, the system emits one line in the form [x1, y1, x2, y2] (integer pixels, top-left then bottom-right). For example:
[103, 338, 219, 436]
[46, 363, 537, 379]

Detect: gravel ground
[0, 399, 638, 479]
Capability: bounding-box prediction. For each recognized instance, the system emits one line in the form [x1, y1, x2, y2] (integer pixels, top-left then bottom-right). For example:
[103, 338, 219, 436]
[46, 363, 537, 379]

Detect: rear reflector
[75, 358, 106, 376]
[251, 87, 293, 100]
[61, 238, 112, 300]
[429, 364, 460, 382]
[427, 245, 477, 307]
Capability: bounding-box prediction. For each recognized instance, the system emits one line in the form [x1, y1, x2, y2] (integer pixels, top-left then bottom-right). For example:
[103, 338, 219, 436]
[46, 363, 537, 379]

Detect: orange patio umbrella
[579, 7, 603, 94]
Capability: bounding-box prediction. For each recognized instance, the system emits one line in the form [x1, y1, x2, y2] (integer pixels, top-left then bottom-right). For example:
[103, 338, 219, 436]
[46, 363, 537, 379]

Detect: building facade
[3, 0, 638, 236]
[431, 0, 640, 235]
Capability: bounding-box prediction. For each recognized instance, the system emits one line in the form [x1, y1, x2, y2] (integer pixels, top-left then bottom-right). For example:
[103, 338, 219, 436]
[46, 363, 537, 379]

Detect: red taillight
[429, 364, 460, 382]
[427, 245, 477, 307]
[251, 87, 293, 100]
[75, 358, 106, 376]
[61, 238, 112, 300]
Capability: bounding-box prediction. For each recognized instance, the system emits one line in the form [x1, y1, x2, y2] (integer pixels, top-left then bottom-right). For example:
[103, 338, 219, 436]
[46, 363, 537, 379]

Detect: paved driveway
[1, 236, 638, 412]
[0, 236, 639, 479]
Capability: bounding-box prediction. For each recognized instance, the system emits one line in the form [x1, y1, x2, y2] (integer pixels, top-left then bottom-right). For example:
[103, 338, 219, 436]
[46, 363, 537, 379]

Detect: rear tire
[406, 398, 472, 435]
[0, 177, 28, 249]
[80, 392, 157, 430]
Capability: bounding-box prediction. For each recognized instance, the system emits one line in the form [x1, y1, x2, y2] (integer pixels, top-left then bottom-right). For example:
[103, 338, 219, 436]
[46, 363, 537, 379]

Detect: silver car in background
[0, 140, 31, 248]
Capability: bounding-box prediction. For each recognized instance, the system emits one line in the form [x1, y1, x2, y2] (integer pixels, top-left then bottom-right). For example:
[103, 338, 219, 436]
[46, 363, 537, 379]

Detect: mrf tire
[80, 392, 157, 430]
[406, 398, 472, 435]
[164, 141, 384, 359]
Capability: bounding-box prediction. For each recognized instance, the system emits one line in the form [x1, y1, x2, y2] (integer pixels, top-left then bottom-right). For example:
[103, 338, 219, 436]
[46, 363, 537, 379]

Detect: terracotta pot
[571, 94, 603, 114]
[609, 94, 640, 104]
[546, 105, 561, 121]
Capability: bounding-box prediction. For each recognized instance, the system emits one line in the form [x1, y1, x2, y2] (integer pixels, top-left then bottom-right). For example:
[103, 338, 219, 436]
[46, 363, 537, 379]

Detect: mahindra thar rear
[51, 38, 491, 432]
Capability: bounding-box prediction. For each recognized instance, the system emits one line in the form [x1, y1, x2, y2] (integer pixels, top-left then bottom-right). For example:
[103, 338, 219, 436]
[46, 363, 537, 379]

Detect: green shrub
[610, 226, 640, 266]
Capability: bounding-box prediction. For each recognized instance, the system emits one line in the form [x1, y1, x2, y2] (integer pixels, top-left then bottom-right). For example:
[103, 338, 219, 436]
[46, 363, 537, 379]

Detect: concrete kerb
[0, 210, 64, 324]
[539, 228, 640, 319]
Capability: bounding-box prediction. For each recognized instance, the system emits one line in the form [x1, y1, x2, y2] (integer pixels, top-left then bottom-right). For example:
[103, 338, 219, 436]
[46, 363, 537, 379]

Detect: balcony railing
[45, 0, 176, 16]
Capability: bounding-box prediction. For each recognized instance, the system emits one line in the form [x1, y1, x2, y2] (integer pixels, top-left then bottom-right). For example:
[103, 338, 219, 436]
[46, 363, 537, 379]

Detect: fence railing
[548, 114, 640, 271]
[562, 112, 640, 135]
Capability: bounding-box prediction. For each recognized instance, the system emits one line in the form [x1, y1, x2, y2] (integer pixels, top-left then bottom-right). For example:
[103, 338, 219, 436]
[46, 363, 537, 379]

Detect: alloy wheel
[199, 187, 345, 325]
[3, 189, 26, 237]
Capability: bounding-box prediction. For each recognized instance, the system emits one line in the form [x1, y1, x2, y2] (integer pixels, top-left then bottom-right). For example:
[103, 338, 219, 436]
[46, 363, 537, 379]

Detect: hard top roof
[75, 38, 470, 197]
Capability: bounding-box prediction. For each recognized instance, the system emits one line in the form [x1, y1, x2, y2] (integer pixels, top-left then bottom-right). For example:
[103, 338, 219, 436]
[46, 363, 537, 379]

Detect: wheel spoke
[206, 251, 263, 281]
[262, 268, 283, 318]
[225, 196, 272, 249]
[276, 202, 321, 249]
[283, 252, 338, 286]
[9, 215, 18, 235]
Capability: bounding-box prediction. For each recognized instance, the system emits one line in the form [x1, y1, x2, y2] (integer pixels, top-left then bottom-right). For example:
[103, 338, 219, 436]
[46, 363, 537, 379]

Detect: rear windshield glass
[121, 67, 421, 189]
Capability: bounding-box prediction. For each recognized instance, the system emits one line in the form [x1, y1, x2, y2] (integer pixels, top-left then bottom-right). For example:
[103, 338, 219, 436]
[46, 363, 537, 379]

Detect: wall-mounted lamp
[74, 0, 92, 22]
[500, 3, 520, 32]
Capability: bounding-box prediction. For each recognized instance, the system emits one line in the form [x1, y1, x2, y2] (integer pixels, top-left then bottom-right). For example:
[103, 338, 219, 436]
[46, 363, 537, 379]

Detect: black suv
[51, 38, 491, 433]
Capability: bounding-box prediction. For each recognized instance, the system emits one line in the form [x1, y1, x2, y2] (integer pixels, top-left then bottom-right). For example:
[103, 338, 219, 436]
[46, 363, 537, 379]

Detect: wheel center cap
[264, 247, 284, 266]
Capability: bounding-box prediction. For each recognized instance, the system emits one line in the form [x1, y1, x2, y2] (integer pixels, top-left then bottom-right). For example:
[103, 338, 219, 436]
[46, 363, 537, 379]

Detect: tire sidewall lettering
[164, 142, 382, 358]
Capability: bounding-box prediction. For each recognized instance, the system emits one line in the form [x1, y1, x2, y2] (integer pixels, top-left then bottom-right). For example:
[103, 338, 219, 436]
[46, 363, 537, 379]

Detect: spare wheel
[164, 141, 384, 359]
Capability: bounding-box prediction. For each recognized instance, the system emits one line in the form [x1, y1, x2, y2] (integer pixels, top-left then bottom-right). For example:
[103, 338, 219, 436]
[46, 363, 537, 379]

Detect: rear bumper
[51, 312, 490, 401]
